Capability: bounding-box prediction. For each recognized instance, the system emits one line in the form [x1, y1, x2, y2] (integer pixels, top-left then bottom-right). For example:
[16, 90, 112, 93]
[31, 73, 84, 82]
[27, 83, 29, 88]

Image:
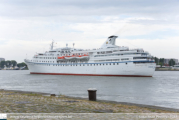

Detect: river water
[0, 70, 179, 109]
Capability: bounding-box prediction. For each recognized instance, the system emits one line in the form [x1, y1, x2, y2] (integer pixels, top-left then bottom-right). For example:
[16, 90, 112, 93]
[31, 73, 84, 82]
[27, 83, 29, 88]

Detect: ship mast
[50, 40, 54, 50]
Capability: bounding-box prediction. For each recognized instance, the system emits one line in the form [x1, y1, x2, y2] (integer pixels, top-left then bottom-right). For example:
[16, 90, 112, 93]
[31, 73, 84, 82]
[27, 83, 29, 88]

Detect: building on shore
[0, 58, 5, 62]
[164, 58, 178, 65]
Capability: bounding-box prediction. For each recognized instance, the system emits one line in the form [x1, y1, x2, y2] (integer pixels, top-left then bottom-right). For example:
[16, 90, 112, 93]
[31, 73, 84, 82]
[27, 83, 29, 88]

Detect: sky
[0, 0, 179, 63]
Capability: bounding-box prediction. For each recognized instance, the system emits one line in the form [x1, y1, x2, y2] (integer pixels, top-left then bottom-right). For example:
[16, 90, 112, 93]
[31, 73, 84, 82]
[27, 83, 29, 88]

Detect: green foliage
[11, 60, 17, 67]
[17, 62, 27, 67]
[169, 59, 175, 66]
[5, 60, 11, 67]
[159, 58, 165, 66]
[159, 62, 163, 66]
[0, 60, 18, 68]
[154, 57, 159, 64]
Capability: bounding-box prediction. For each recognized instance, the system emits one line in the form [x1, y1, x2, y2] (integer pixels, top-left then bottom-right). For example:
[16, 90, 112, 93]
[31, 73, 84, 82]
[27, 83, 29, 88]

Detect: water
[0, 70, 179, 109]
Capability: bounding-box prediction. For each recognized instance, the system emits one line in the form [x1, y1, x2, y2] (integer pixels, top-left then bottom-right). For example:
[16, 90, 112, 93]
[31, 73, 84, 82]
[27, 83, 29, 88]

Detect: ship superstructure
[24, 36, 156, 77]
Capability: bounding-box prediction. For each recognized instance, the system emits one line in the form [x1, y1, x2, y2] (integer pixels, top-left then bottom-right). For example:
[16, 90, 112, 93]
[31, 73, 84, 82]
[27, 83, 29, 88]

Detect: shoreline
[155, 68, 179, 71]
[0, 89, 178, 113]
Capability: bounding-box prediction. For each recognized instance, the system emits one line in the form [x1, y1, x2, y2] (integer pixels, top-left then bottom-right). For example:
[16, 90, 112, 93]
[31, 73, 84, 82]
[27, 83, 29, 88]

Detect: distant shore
[155, 68, 179, 71]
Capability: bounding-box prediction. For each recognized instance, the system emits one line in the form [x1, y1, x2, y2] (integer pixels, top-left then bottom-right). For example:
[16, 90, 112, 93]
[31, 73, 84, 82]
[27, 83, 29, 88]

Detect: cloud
[0, 0, 179, 18]
[0, 0, 179, 62]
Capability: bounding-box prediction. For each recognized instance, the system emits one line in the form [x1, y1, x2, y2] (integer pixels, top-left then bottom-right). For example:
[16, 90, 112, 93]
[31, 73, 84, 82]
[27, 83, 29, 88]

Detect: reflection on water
[0, 70, 179, 109]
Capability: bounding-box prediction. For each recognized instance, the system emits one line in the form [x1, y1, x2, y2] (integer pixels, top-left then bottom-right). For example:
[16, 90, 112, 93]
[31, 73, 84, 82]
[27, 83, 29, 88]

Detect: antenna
[73, 43, 75, 49]
[66, 43, 68, 47]
[50, 39, 54, 50]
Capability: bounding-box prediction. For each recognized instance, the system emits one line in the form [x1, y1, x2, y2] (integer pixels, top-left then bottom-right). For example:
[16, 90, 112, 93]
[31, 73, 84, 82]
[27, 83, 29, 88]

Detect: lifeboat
[58, 56, 65, 59]
[76, 55, 89, 60]
[65, 55, 77, 60]
[57, 56, 66, 61]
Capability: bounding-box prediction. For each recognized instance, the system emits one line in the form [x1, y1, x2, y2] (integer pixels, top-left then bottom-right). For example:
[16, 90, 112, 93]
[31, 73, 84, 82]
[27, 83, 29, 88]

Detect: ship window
[106, 63, 108, 65]
[121, 58, 129, 61]
[113, 63, 115, 65]
[90, 64, 92, 66]
[83, 64, 85, 66]
[117, 63, 119, 65]
[109, 63, 111, 65]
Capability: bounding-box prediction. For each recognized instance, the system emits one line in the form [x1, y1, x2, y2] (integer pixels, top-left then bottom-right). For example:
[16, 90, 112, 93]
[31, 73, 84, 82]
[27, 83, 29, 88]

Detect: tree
[5, 60, 11, 68]
[169, 59, 175, 66]
[159, 58, 165, 66]
[154, 57, 159, 64]
[11, 60, 17, 67]
[17, 62, 27, 67]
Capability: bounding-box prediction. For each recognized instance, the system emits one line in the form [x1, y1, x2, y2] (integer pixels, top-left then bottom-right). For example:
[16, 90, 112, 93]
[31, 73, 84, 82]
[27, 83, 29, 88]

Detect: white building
[164, 58, 178, 65]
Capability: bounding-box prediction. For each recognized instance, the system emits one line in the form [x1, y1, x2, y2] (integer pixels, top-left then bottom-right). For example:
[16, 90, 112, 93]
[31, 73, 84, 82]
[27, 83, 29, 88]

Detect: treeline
[0, 60, 27, 68]
[154, 57, 175, 66]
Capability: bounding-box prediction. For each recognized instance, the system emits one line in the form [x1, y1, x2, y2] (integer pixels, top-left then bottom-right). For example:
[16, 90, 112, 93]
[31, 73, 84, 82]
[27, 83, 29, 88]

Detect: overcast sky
[0, 0, 179, 62]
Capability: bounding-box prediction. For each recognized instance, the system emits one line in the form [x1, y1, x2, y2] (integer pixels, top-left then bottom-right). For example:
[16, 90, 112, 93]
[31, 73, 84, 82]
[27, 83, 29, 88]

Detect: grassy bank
[0, 89, 178, 113]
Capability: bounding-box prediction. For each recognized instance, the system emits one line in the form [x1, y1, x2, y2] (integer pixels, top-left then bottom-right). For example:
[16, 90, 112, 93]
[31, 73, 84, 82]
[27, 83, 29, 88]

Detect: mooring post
[50, 94, 56, 97]
[88, 88, 97, 101]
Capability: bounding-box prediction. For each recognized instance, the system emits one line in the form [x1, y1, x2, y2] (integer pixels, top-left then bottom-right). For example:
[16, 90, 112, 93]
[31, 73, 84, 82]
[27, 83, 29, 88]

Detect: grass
[0, 90, 178, 113]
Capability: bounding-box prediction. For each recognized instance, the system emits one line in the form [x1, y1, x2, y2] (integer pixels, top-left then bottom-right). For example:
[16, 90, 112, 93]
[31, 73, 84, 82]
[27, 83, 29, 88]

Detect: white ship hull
[25, 35, 156, 77]
[26, 61, 156, 77]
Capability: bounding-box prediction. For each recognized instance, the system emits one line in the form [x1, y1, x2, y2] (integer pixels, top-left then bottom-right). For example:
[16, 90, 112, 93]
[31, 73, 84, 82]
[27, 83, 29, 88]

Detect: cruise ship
[24, 36, 156, 77]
